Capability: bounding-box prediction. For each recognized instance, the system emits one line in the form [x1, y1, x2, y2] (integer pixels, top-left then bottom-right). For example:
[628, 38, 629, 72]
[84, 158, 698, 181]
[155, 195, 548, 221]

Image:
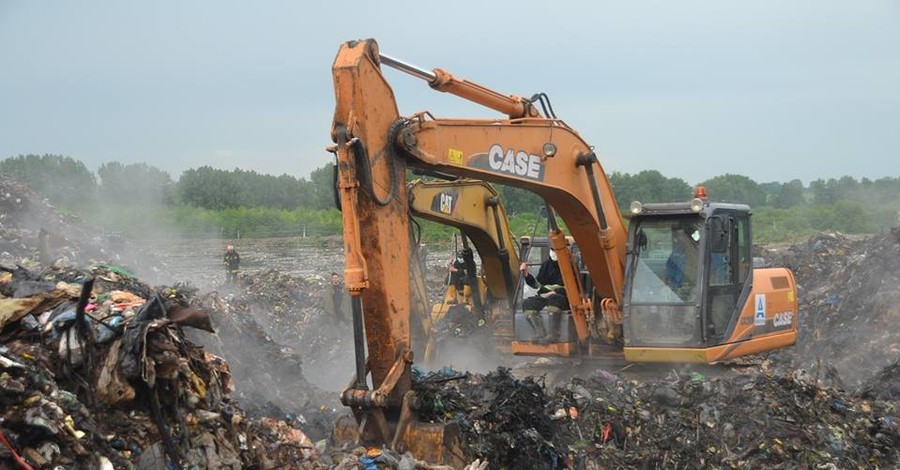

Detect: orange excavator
[328, 39, 797, 457]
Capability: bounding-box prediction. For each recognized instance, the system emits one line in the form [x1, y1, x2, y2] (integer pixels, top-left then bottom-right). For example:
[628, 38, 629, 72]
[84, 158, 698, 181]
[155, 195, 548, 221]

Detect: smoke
[427, 333, 505, 374]
[0, 174, 166, 280]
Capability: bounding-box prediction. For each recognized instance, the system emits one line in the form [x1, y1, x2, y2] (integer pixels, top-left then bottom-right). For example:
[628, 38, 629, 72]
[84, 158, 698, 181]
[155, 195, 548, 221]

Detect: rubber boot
[525, 309, 546, 342]
[543, 306, 562, 342]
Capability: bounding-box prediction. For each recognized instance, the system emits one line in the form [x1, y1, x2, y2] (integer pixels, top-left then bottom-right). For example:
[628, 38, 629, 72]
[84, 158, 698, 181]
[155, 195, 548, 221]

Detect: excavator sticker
[448, 148, 464, 165]
[430, 191, 459, 215]
[754, 294, 767, 326]
[466, 144, 545, 181]
[773, 311, 793, 328]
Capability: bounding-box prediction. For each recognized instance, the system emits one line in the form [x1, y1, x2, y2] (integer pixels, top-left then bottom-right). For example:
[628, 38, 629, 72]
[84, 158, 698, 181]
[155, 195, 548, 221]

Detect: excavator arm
[330, 38, 628, 453]
[332, 40, 416, 446]
[398, 116, 626, 310]
[331, 39, 632, 453]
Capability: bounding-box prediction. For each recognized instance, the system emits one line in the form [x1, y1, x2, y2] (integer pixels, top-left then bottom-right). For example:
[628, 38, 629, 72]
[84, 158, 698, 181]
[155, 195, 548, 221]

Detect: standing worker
[223, 245, 241, 283]
[325, 272, 349, 324]
[446, 250, 469, 304]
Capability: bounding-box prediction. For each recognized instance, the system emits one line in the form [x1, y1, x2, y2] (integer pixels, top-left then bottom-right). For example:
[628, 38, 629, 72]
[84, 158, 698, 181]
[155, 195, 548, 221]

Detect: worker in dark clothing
[519, 250, 568, 342]
[446, 251, 469, 304]
[223, 245, 240, 283]
[325, 272, 348, 324]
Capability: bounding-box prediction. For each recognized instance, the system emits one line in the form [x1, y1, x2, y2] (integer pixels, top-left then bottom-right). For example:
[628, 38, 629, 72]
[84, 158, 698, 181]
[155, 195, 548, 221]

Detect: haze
[1, 1, 898, 184]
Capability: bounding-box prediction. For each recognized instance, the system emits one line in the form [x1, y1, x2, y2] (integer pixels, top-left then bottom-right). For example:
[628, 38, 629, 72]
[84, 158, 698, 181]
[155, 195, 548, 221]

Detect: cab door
[702, 213, 751, 344]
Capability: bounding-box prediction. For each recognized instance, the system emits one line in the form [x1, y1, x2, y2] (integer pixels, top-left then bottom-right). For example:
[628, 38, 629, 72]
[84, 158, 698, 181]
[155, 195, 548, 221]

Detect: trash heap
[415, 367, 558, 469]
[773, 230, 900, 389]
[413, 362, 899, 469]
[209, 269, 356, 395]
[551, 364, 898, 468]
[235, 269, 341, 356]
[0, 174, 167, 283]
[0, 175, 92, 268]
[0, 264, 324, 469]
[185, 272, 345, 441]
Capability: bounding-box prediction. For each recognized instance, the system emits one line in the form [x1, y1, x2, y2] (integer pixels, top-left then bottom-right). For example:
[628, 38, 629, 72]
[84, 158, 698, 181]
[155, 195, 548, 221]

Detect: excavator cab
[511, 236, 585, 356]
[622, 196, 798, 363]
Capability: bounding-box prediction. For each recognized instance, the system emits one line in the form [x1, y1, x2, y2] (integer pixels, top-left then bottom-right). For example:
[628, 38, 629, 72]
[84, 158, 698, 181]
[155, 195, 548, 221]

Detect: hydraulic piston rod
[378, 53, 536, 118]
[379, 54, 436, 82]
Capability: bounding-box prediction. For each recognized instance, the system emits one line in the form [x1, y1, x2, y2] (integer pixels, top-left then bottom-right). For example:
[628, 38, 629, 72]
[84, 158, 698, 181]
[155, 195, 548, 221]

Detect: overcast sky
[1, 1, 898, 185]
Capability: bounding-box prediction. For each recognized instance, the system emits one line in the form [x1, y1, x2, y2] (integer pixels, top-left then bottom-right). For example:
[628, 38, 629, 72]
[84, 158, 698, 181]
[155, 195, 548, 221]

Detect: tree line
[0, 154, 337, 211]
[2, 153, 899, 241]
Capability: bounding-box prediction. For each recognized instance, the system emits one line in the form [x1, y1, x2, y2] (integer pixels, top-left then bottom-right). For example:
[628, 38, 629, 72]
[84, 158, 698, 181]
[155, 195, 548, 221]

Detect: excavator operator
[520, 250, 568, 342]
[446, 250, 470, 304]
[664, 223, 701, 301]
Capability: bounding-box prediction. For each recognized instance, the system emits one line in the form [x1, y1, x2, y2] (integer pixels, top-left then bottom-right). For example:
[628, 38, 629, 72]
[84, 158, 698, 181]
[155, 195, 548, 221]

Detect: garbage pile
[0, 263, 324, 469]
[210, 269, 356, 394]
[186, 271, 345, 440]
[413, 362, 899, 469]
[415, 367, 559, 469]
[773, 230, 900, 389]
[234, 269, 333, 347]
[0, 174, 166, 283]
[551, 363, 898, 468]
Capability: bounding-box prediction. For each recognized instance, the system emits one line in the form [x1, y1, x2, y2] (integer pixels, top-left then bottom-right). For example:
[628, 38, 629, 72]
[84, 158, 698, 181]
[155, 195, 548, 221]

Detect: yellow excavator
[328, 38, 798, 459]
[408, 179, 519, 323]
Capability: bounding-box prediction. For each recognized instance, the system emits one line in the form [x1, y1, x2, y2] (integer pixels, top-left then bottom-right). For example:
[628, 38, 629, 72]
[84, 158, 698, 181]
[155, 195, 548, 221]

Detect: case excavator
[328, 38, 797, 458]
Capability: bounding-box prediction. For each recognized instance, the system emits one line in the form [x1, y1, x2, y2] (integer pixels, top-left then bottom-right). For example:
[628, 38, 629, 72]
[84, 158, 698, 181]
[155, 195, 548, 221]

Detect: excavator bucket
[331, 402, 464, 466]
[403, 421, 465, 467]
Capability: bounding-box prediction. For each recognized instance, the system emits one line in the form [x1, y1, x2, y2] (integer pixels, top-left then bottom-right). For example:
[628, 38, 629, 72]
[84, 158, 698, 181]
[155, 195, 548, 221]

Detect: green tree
[175, 166, 312, 210]
[835, 175, 860, 200]
[308, 162, 338, 210]
[699, 174, 766, 207]
[494, 184, 542, 216]
[176, 166, 241, 209]
[98, 162, 173, 206]
[0, 154, 96, 205]
[772, 180, 804, 209]
[870, 177, 900, 205]
[608, 170, 692, 212]
[758, 181, 782, 206]
[809, 178, 838, 205]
